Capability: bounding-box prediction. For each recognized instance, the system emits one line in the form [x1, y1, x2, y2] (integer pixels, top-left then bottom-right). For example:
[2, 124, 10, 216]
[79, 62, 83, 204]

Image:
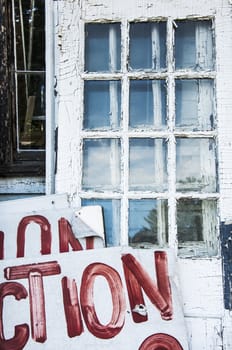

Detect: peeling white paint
[53, 0, 232, 348]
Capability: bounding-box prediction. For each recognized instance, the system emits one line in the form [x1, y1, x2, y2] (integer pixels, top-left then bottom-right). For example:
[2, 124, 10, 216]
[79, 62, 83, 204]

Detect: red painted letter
[139, 333, 184, 350]
[80, 263, 126, 339]
[4, 261, 61, 343]
[62, 277, 83, 337]
[122, 252, 172, 321]
[59, 218, 83, 253]
[17, 215, 51, 258]
[0, 282, 29, 350]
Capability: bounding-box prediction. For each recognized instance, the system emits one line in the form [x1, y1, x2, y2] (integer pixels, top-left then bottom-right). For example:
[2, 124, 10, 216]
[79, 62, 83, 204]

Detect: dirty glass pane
[175, 20, 214, 70]
[175, 79, 214, 130]
[17, 73, 45, 149]
[82, 139, 121, 190]
[85, 23, 121, 72]
[82, 198, 121, 247]
[129, 80, 166, 129]
[177, 198, 217, 243]
[129, 22, 166, 71]
[14, 0, 45, 70]
[129, 199, 168, 246]
[84, 80, 121, 130]
[129, 138, 167, 191]
[176, 138, 217, 192]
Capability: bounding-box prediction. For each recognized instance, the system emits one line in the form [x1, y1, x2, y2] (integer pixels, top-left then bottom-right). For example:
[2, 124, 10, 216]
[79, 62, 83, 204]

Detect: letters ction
[0, 212, 183, 349]
[0, 251, 180, 349]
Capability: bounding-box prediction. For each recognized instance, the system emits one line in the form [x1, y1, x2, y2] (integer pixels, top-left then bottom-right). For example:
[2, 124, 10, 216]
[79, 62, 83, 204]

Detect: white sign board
[0, 195, 189, 349]
[0, 247, 188, 350]
[0, 194, 105, 260]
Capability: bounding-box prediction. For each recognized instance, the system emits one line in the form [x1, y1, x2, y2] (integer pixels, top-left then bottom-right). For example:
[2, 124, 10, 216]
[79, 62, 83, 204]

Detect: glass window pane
[129, 22, 166, 71]
[129, 199, 168, 246]
[82, 199, 121, 247]
[85, 23, 121, 72]
[177, 199, 203, 242]
[18, 73, 45, 149]
[14, 0, 45, 70]
[129, 138, 167, 191]
[175, 79, 214, 131]
[129, 80, 166, 129]
[177, 199, 217, 248]
[175, 20, 214, 71]
[176, 138, 217, 192]
[84, 80, 121, 130]
[82, 139, 121, 190]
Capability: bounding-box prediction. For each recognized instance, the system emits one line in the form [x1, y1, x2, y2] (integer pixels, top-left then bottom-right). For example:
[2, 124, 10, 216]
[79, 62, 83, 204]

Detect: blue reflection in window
[129, 80, 166, 129]
[85, 23, 121, 72]
[129, 199, 168, 245]
[175, 79, 214, 131]
[175, 20, 214, 70]
[129, 22, 166, 71]
[84, 80, 121, 129]
[82, 199, 121, 247]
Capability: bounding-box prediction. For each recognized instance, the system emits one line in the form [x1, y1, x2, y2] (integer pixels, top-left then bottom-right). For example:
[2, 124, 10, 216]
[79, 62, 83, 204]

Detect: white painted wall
[53, 1, 232, 348]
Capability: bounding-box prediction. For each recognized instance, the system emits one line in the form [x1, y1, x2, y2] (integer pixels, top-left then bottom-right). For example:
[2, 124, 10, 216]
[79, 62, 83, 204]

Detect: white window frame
[78, 16, 219, 257]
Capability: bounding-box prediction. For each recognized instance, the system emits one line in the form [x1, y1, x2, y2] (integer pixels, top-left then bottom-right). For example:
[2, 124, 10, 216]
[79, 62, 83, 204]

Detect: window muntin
[13, 0, 45, 151]
[82, 18, 218, 257]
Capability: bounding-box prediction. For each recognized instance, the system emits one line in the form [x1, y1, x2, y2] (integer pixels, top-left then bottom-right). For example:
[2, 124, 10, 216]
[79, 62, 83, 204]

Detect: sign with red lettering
[0, 195, 189, 349]
[0, 247, 189, 349]
[0, 194, 105, 260]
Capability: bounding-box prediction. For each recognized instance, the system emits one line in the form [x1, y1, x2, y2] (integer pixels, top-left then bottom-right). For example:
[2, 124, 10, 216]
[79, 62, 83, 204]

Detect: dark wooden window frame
[0, 0, 45, 177]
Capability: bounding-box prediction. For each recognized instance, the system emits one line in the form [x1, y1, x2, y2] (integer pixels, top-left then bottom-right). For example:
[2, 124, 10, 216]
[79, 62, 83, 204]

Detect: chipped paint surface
[52, 0, 232, 348]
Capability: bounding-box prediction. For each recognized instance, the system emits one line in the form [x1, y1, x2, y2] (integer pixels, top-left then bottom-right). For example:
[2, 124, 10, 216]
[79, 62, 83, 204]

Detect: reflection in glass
[85, 23, 121, 72]
[177, 199, 217, 244]
[14, 0, 45, 71]
[82, 199, 121, 247]
[82, 139, 121, 190]
[129, 80, 166, 129]
[175, 20, 214, 70]
[84, 80, 121, 130]
[129, 22, 166, 71]
[18, 73, 45, 149]
[176, 138, 217, 192]
[175, 79, 214, 131]
[13, 0, 45, 150]
[129, 199, 168, 246]
[129, 138, 167, 191]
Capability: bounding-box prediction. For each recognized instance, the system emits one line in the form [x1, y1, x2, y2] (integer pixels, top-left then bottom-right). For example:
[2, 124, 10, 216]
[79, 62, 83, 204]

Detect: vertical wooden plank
[0, 0, 12, 166]
[220, 221, 232, 310]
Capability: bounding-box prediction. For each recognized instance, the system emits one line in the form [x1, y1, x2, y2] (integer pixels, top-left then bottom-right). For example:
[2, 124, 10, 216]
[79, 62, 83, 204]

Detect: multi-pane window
[0, 0, 45, 176]
[81, 19, 218, 256]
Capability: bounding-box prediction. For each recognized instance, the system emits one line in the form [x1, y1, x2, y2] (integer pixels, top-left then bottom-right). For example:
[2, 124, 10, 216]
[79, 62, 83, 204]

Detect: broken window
[0, 0, 45, 176]
[81, 18, 218, 256]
